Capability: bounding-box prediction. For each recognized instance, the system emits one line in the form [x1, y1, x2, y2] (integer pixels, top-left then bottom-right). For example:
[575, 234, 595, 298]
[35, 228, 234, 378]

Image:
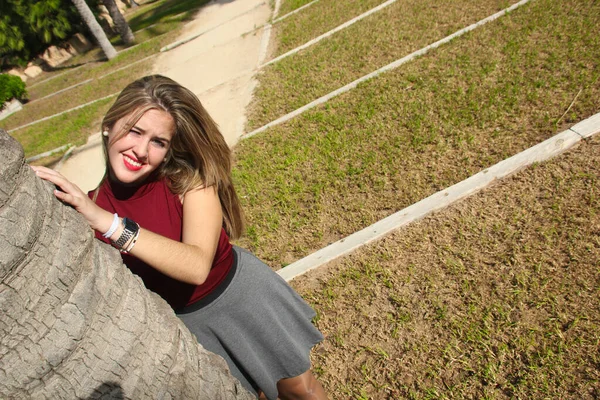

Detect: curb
[277, 112, 600, 282]
[262, 0, 401, 68]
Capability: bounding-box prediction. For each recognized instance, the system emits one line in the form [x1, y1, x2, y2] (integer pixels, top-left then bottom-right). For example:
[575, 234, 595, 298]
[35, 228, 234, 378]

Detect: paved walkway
[56, 0, 272, 192]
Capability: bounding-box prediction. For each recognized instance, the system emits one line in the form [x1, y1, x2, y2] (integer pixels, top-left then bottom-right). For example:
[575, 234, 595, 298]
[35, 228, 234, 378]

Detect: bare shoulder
[182, 185, 221, 213]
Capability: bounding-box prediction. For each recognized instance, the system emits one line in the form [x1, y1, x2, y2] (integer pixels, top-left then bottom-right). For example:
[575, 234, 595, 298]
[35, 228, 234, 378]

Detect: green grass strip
[248, 0, 525, 129]
[271, 0, 388, 58]
[10, 97, 113, 158]
[278, 0, 318, 17]
[233, 0, 600, 268]
[4, 57, 156, 132]
[24, 28, 181, 103]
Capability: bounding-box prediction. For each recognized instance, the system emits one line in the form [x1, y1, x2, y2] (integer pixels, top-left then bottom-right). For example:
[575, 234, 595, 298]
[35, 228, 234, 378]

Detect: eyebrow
[131, 125, 171, 142]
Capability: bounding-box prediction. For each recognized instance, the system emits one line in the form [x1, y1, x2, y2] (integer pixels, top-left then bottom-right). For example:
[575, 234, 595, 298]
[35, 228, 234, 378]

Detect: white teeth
[124, 155, 142, 167]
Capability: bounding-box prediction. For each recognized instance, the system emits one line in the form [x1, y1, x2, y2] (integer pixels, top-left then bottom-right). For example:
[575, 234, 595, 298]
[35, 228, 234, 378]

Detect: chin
[109, 167, 154, 186]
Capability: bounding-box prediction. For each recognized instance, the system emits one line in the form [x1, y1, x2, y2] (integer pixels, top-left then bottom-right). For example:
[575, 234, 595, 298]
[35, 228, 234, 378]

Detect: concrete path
[56, 0, 272, 192]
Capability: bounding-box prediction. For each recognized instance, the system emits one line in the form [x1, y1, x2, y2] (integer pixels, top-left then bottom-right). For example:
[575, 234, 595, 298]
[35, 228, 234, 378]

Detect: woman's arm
[32, 166, 222, 285]
[126, 186, 222, 285]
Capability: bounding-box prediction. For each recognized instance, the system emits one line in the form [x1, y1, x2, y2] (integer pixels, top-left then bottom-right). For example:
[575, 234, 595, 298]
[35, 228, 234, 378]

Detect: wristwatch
[114, 218, 139, 250]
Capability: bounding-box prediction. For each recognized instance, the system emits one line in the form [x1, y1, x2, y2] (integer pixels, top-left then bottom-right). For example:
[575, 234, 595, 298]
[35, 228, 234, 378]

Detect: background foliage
[0, 74, 27, 108]
[0, 0, 97, 68]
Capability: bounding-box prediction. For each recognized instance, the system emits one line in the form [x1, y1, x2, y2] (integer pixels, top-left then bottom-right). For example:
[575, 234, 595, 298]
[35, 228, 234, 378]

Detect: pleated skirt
[176, 246, 323, 399]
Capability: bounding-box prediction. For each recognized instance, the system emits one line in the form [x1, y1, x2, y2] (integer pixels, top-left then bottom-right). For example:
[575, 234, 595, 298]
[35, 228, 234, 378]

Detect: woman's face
[107, 108, 175, 186]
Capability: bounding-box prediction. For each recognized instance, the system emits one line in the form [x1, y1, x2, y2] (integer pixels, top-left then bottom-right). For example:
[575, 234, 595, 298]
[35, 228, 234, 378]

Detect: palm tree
[102, 0, 135, 45]
[0, 130, 253, 399]
[71, 0, 117, 60]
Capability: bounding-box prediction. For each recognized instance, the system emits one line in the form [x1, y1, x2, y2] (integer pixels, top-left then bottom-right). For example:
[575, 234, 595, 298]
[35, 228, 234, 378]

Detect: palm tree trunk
[102, 0, 135, 45]
[0, 130, 253, 399]
[71, 0, 117, 60]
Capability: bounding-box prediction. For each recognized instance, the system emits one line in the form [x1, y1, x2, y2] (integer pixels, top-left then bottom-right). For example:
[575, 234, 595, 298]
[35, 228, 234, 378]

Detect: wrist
[110, 220, 125, 242]
[101, 213, 120, 238]
[111, 218, 140, 253]
[92, 210, 117, 234]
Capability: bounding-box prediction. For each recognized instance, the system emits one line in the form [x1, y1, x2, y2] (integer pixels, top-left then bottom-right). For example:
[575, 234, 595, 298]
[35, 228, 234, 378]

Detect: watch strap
[114, 218, 139, 249]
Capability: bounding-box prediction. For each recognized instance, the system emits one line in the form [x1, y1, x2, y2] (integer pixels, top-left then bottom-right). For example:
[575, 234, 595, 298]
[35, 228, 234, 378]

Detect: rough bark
[0, 129, 254, 399]
[101, 0, 135, 45]
[71, 0, 118, 60]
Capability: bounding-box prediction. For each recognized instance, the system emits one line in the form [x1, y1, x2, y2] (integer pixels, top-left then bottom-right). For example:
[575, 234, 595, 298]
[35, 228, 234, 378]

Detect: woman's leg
[276, 370, 327, 400]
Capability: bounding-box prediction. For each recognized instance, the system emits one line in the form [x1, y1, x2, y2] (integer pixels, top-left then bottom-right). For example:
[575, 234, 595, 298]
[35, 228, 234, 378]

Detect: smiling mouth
[123, 155, 143, 171]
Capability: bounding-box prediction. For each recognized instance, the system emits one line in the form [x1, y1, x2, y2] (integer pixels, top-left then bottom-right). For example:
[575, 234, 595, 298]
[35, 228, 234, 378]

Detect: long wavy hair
[100, 75, 244, 239]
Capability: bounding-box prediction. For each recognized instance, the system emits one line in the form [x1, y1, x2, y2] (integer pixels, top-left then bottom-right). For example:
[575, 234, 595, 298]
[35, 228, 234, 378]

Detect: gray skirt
[176, 246, 323, 399]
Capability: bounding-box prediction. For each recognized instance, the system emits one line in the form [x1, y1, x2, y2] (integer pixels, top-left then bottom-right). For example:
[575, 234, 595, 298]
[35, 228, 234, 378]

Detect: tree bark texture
[0, 130, 254, 399]
[71, 0, 118, 60]
[101, 0, 135, 45]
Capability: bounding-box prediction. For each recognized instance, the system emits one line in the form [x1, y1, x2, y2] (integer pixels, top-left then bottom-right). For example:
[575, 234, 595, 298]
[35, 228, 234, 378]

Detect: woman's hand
[31, 166, 114, 233]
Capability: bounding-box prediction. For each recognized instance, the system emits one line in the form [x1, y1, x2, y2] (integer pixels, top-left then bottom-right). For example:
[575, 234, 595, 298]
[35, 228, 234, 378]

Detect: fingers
[32, 166, 81, 193]
[30, 166, 108, 231]
[31, 166, 86, 206]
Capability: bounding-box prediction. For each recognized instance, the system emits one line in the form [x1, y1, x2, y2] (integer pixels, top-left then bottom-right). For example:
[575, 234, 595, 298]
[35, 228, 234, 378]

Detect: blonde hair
[101, 75, 244, 239]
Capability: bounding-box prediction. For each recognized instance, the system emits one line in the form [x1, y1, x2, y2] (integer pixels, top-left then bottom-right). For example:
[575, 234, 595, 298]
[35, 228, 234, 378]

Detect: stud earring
[102, 130, 109, 137]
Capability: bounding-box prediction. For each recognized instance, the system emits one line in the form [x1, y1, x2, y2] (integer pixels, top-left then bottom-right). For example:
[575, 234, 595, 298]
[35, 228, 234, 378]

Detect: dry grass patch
[293, 135, 600, 398]
[234, 0, 600, 268]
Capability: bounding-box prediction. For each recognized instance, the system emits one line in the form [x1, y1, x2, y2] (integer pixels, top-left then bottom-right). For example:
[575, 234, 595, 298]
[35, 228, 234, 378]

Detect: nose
[132, 137, 150, 160]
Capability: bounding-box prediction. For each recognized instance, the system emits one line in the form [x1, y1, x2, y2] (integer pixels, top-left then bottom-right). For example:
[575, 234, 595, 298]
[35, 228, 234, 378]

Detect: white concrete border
[272, 0, 283, 19]
[262, 0, 400, 68]
[27, 64, 87, 89]
[272, 0, 320, 24]
[8, 93, 118, 133]
[28, 79, 93, 104]
[96, 54, 158, 81]
[245, 0, 532, 139]
[25, 143, 72, 163]
[570, 113, 600, 138]
[278, 113, 600, 281]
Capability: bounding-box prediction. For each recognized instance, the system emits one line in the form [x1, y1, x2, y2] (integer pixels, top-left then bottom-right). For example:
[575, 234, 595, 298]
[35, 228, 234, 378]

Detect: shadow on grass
[127, 0, 213, 31]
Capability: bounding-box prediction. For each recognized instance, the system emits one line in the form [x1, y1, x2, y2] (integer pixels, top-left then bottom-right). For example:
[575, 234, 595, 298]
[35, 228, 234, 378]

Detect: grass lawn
[277, 0, 318, 17]
[293, 135, 600, 398]
[270, 0, 388, 58]
[233, 0, 600, 268]
[3, 0, 598, 394]
[249, 0, 529, 129]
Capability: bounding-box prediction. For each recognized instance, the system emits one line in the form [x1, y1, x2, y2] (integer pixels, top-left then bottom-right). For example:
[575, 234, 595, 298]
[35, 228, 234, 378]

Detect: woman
[32, 75, 327, 400]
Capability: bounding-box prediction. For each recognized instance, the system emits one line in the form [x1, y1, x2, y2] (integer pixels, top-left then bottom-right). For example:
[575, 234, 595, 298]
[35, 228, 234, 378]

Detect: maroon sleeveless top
[89, 178, 234, 310]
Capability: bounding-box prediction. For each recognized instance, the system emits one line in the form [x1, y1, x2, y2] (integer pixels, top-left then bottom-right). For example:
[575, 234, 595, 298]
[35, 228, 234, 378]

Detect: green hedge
[0, 73, 27, 109]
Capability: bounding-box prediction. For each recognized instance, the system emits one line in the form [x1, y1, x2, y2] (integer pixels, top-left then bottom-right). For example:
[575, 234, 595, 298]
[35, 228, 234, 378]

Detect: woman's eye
[129, 129, 141, 136]
[152, 139, 166, 148]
